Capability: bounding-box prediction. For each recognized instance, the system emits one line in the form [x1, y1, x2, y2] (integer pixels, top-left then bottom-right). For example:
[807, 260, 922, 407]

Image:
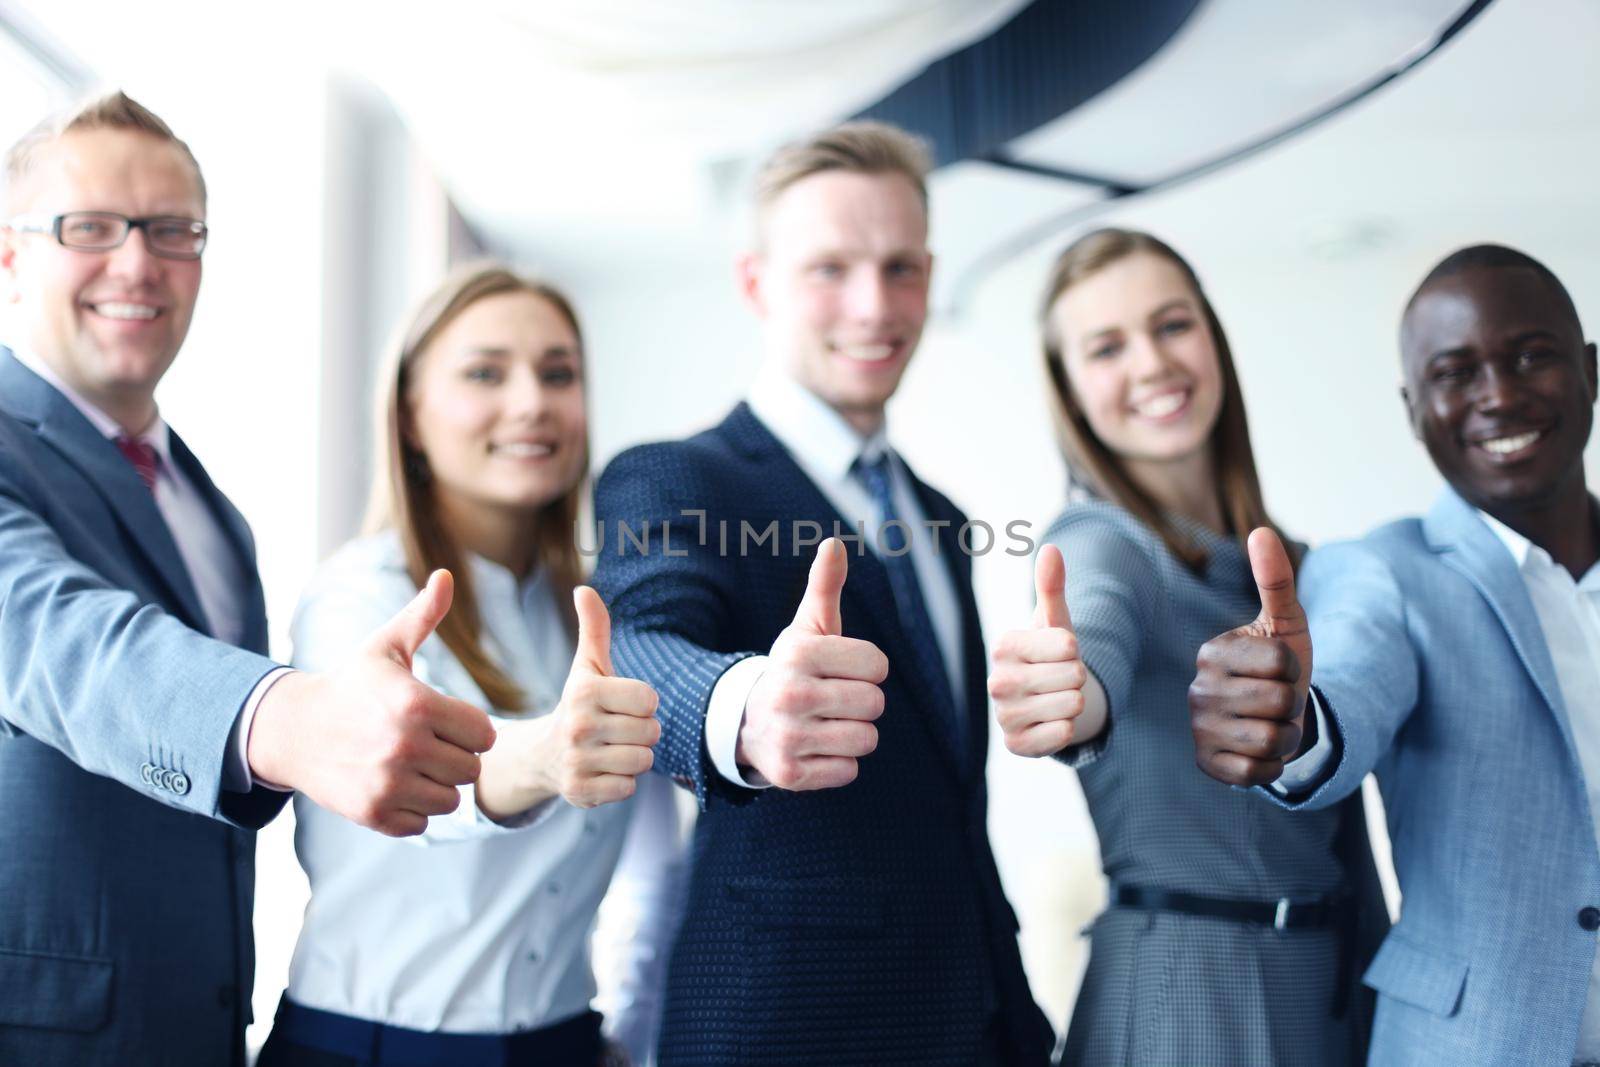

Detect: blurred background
[0, 0, 1595, 1054]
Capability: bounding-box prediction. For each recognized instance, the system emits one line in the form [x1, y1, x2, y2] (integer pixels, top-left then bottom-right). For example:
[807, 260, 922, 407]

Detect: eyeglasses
[7, 212, 208, 260]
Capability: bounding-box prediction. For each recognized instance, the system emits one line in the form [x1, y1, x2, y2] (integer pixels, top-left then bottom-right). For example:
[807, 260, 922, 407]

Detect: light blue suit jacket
[0, 351, 287, 1066]
[1271, 488, 1600, 1065]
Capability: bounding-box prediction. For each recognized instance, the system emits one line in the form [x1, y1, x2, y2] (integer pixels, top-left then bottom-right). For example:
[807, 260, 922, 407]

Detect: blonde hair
[365, 261, 588, 711]
[1040, 227, 1295, 571]
[5, 90, 205, 213]
[753, 120, 931, 239]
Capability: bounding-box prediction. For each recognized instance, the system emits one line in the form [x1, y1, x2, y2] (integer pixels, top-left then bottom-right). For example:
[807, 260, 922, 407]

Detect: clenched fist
[479, 586, 662, 819]
[738, 538, 889, 791]
[989, 545, 1105, 757]
[1189, 528, 1313, 787]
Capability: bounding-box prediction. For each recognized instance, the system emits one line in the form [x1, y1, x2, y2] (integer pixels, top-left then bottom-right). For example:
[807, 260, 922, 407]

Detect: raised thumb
[1247, 527, 1303, 634]
[793, 537, 846, 636]
[1032, 544, 1073, 630]
[572, 585, 614, 676]
[377, 568, 453, 667]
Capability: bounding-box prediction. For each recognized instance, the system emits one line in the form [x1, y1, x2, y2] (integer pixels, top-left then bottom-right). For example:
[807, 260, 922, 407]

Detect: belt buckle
[1273, 898, 1292, 932]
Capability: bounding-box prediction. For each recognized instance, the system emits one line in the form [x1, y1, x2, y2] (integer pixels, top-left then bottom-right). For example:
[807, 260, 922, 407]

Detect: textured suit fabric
[0, 351, 286, 1066]
[1047, 500, 1385, 1067]
[1267, 488, 1600, 1065]
[591, 402, 1052, 1066]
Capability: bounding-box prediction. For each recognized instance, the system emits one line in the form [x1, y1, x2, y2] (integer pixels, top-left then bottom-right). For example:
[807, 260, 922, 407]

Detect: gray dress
[1049, 500, 1386, 1067]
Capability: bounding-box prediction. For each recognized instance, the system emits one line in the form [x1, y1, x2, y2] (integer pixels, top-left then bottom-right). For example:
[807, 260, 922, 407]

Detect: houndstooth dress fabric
[1046, 499, 1386, 1067]
[591, 404, 1054, 1067]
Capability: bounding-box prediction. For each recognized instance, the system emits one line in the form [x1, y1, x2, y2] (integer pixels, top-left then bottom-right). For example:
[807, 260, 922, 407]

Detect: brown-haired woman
[986, 229, 1387, 1065]
[259, 263, 684, 1067]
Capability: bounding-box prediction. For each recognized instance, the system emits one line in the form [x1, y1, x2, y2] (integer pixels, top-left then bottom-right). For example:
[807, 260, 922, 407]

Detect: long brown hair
[1039, 228, 1294, 571]
[365, 261, 588, 711]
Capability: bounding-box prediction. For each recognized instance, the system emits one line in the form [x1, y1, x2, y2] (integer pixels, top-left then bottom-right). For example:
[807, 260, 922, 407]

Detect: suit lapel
[720, 404, 970, 783]
[1423, 489, 1574, 753]
[0, 352, 209, 632]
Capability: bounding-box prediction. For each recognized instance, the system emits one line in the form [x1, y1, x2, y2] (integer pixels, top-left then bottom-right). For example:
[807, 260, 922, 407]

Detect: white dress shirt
[12, 346, 282, 793]
[1279, 509, 1600, 1056]
[287, 530, 682, 1049]
[703, 367, 965, 787]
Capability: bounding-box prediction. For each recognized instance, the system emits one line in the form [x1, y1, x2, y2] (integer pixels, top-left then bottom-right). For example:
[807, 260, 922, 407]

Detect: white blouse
[284, 530, 685, 1053]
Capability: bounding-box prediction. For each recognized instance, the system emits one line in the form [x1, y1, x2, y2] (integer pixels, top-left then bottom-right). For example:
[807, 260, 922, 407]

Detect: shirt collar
[1478, 508, 1541, 571]
[747, 364, 892, 483]
[12, 344, 172, 464]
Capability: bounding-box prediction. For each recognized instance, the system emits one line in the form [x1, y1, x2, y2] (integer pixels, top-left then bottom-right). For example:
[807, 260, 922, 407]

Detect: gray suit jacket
[1048, 501, 1384, 1067]
[1270, 488, 1600, 1065]
[0, 351, 287, 1066]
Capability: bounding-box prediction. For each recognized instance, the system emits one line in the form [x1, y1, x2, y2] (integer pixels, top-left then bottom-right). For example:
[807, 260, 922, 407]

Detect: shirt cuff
[225, 667, 296, 793]
[705, 655, 772, 789]
[1270, 689, 1333, 797]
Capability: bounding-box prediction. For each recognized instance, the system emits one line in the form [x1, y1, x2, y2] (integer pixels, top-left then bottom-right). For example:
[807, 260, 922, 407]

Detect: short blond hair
[753, 120, 931, 238]
[5, 90, 205, 213]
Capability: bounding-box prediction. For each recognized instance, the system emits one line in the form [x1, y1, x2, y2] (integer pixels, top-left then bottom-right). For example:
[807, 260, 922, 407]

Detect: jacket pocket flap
[727, 878, 887, 933]
[0, 948, 113, 1032]
[1362, 931, 1468, 1017]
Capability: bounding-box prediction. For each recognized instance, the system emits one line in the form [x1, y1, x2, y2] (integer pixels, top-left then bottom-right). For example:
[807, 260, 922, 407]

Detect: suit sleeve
[591, 443, 762, 811]
[1258, 539, 1420, 811]
[0, 458, 285, 828]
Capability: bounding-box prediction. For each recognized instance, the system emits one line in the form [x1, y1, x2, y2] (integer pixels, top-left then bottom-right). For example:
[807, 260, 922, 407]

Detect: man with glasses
[0, 93, 498, 1066]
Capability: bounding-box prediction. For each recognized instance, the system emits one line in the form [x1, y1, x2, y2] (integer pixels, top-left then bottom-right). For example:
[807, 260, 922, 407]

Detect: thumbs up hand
[989, 545, 1092, 757]
[1189, 528, 1313, 787]
[738, 538, 889, 791]
[537, 587, 662, 808]
[249, 570, 500, 837]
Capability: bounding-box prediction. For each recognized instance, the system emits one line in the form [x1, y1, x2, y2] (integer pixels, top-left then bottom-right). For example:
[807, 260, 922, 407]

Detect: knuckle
[770, 757, 802, 789]
[772, 723, 806, 755]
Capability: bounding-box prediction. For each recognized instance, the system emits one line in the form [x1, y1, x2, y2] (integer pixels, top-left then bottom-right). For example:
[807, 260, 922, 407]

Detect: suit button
[140, 763, 154, 783]
[158, 770, 175, 791]
[171, 772, 190, 796]
[1580, 907, 1600, 931]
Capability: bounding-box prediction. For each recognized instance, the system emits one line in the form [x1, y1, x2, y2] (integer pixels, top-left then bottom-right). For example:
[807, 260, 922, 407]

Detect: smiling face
[1051, 251, 1225, 471]
[406, 290, 588, 529]
[1401, 265, 1597, 518]
[1, 128, 204, 430]
[740, 169, 931, 434]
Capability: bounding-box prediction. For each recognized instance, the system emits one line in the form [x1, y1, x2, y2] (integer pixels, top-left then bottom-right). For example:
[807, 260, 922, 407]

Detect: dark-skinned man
[1189, 244, 1600, 1066]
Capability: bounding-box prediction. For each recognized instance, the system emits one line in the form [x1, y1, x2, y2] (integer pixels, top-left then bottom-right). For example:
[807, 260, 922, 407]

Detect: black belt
[1112, 884, 1356, 1019]
[1112, 884, 1349, 931]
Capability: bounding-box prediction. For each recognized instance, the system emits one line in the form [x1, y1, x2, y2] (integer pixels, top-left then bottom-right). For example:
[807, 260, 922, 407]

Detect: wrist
[477, 717, 557, 821]
[246, 670, 311, 789]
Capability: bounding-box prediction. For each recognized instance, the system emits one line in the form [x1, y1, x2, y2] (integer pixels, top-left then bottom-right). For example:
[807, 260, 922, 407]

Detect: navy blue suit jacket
[0, 351, 287, 1066]
[592, 403, 1052, 1066]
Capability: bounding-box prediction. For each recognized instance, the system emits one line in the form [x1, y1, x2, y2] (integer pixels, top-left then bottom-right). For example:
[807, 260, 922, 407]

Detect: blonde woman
[260, 264, 683, 1067]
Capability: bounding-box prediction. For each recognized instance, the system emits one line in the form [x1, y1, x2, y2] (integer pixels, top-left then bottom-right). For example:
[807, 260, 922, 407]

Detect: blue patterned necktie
[852, 451, 964, 750]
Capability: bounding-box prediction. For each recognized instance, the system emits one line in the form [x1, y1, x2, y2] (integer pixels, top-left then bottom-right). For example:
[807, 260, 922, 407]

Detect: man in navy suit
[0, 93, 496, 1065]
[1190, 245, 1600, 1065]
[592, 122, 1052, 1065]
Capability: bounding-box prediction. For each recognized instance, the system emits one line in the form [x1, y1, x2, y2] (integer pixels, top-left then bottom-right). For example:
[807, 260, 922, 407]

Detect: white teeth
[495, 442, 553, 458]
[838, 344, 894, 363]
[1133, 391, 1187, 419]
[94, 303, 159, 321]
[1480, 431, 1541, 455]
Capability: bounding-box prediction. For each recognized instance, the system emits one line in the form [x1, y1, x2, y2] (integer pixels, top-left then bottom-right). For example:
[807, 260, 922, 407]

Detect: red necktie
[115, 435, 159, 492]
